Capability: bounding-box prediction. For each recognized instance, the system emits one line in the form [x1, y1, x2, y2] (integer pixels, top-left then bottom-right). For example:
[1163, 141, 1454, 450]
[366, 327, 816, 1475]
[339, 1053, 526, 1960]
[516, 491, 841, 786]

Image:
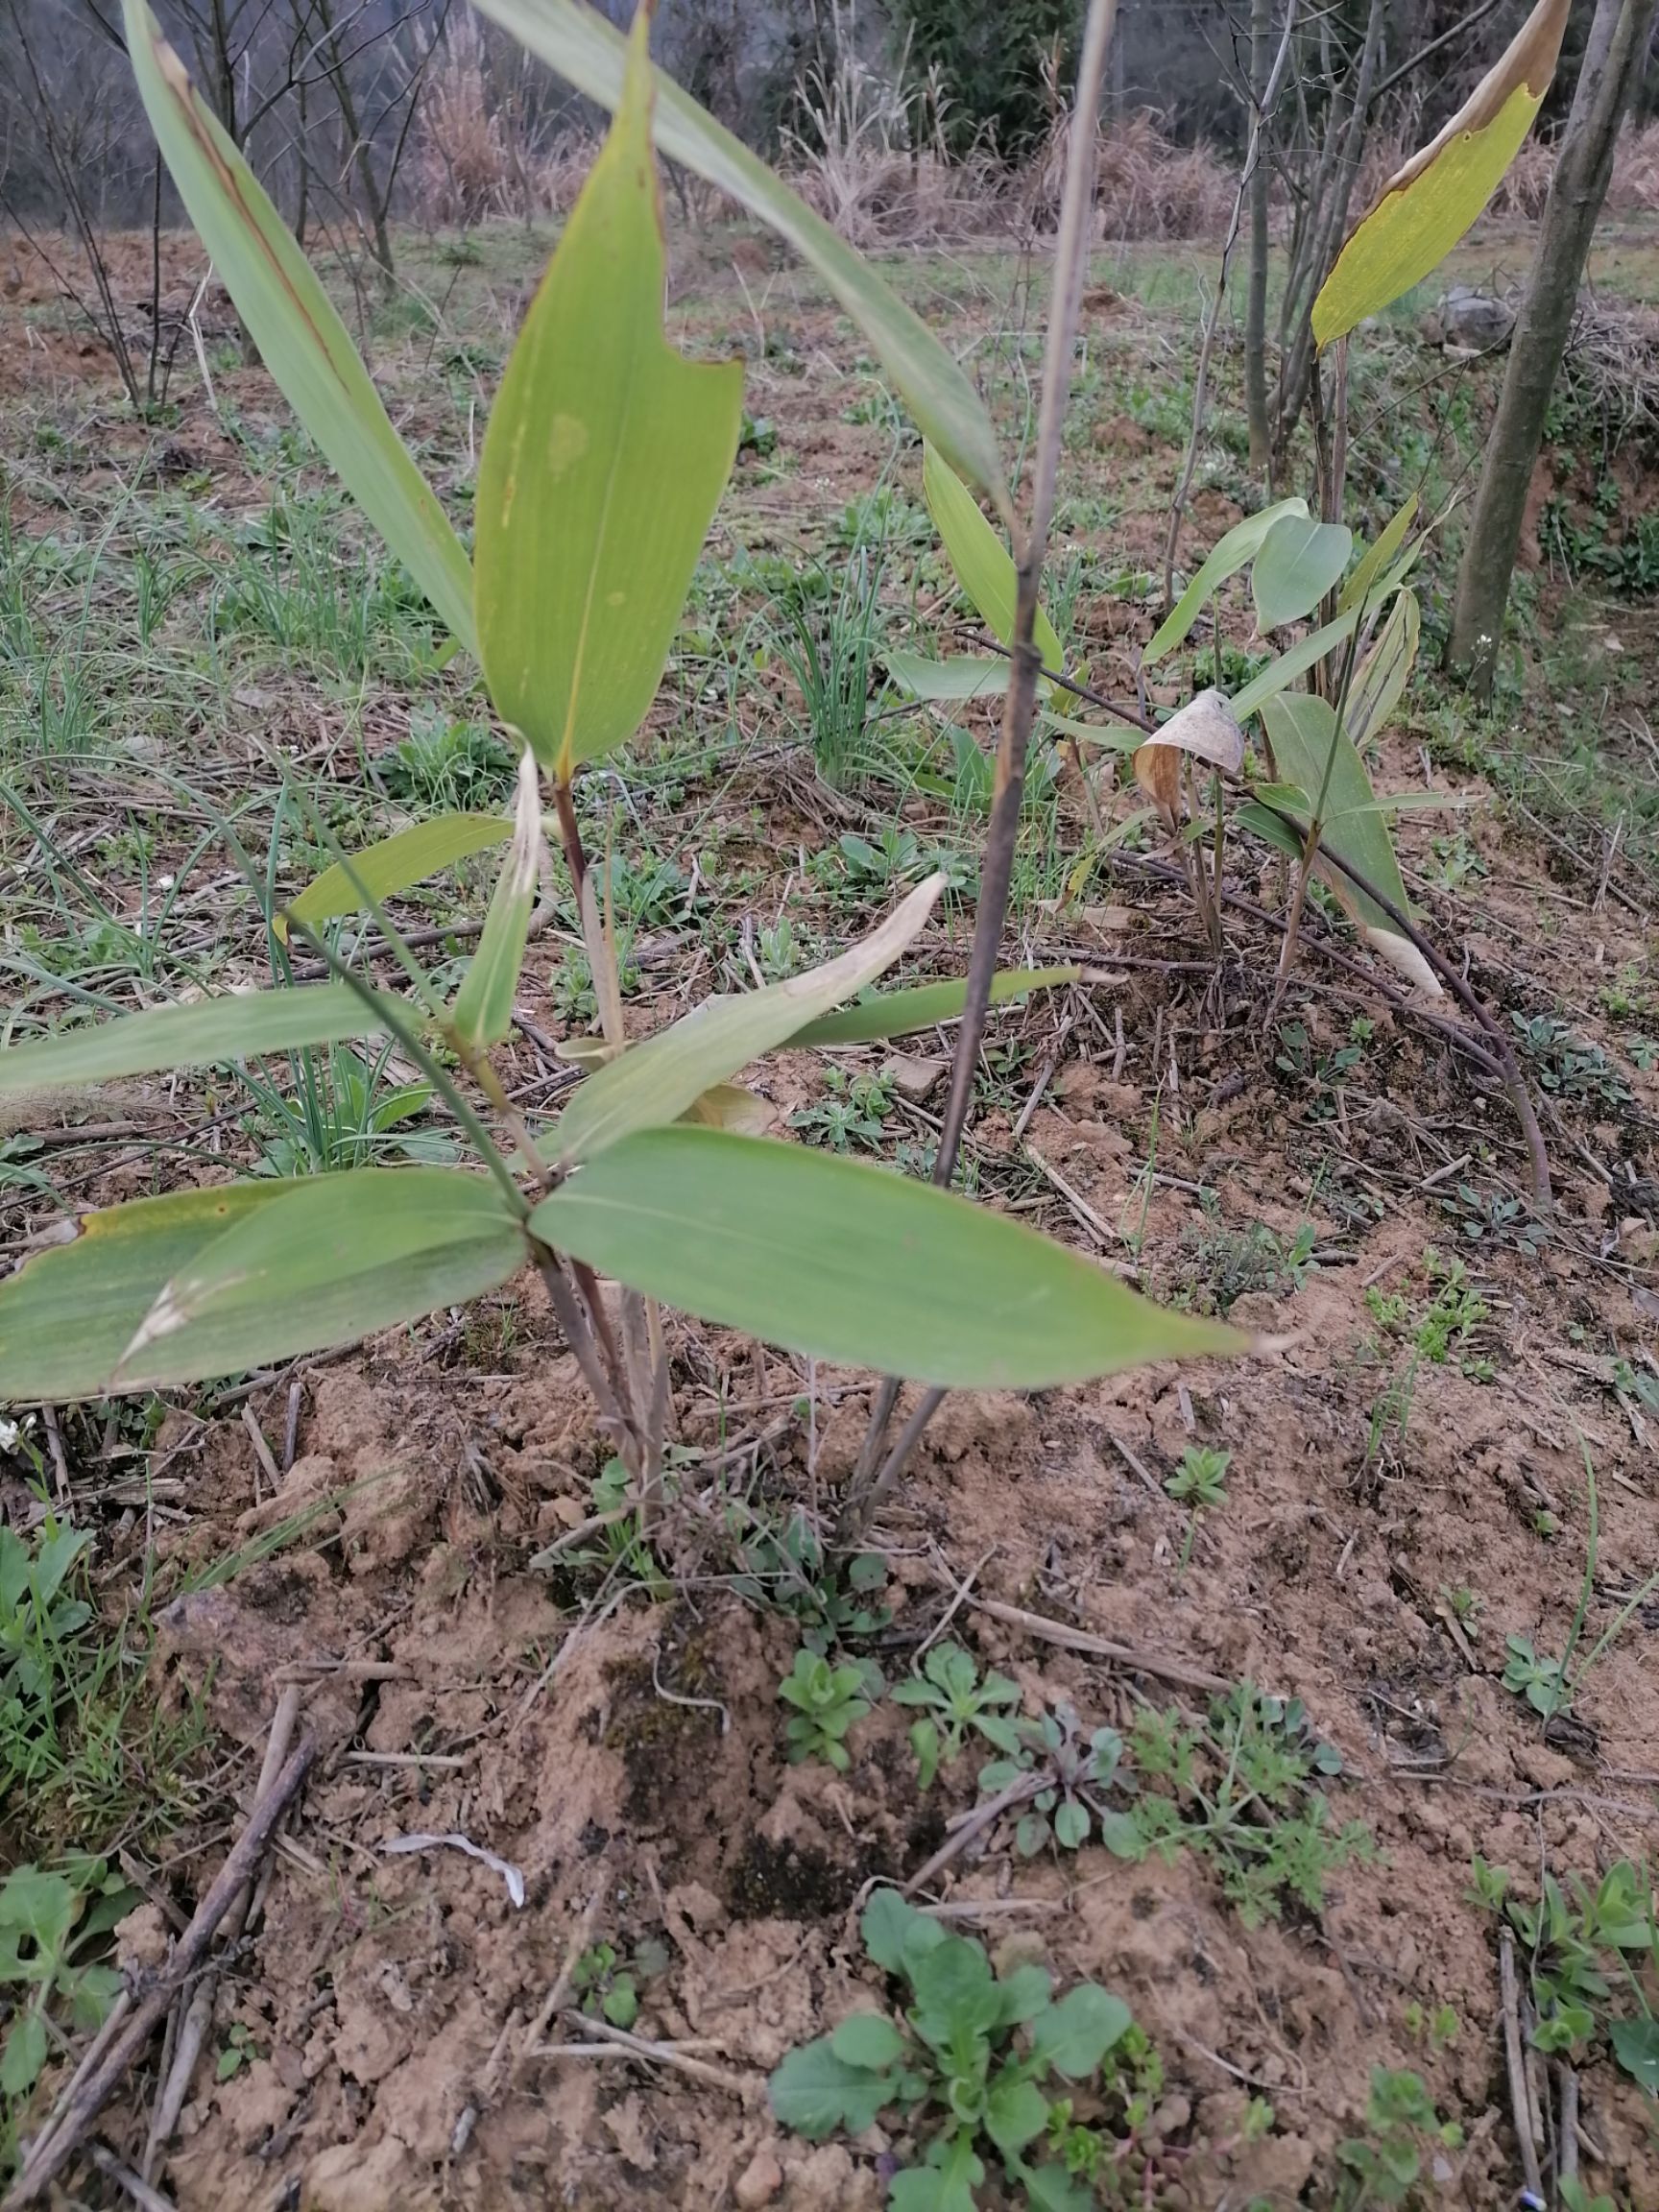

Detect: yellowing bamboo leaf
[1133, 689, 1243, 825]
[0, 985, 390, 1099]
[531, 1127, 1244, 1388]
[543, 874, 943, 1165]
[0, 1184, 284, 1402]
[280, 814, 513, 939]
[1145, 498, 1309, 664]
[112, 1169, 527, 1389]
[474, 10, 742, 778]
[449, 753, 542, 1051]
[466, 0, 1007, 515]
[1311, 0, 1571, 348]
[679, 1083, 776, 1134]
[122, 0, 475, 651]
[1261, 694, 1442, 994]
[923, 445, 1062, 668]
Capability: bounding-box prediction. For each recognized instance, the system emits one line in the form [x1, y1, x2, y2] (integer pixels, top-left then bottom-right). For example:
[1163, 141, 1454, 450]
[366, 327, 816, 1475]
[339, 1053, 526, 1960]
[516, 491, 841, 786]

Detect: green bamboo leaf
[1312, 0, 1569, 347]
[474, 12, 742, 778]
[281, 815, 513, 938]
[1261, 694, 1442, 995]
[1236, 801, 1309, 863]
[1338, 495, 1420, 613]
[544, 873, 943, 1166]
[790, 967, 1078, 1048]
[531, 1127, 1243, 1388]
[110, 1170, 526, 1391]
[449, 755, 542, 1051]
[0, 1183, 286, 1402]
[121, 0, 475, 651]
[466, 0, 1006, 515]
[0, 985, 391, 1099]
[1251, 514, 1354, 632]
[923, 445, 1062, 665]
[1039, 709, 1142, 752]
[1344, 589, 1420, 755]
[885, 651, 1010, 702]
[1229, 607, 1361, 721]
[1144, 498, 1309, 664]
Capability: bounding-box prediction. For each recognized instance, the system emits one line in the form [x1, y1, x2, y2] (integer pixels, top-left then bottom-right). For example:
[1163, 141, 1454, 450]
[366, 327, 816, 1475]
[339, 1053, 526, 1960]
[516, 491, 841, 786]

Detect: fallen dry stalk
[5, 1737, 316, 2209]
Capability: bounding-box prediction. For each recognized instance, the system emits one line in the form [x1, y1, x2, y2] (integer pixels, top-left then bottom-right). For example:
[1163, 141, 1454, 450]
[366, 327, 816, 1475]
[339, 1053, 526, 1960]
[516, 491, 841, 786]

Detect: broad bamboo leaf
[467, 0, 1006, 514]
[0, 1183, 284, 1401]
[449, 754, 541, 1051]
[923, 445, 1062, 666]
[1311, 0, 1570, 347]
[1339, 495, 1420, 613]
[544, 875, 943, 1165]
[1261, 695, 1441, 995]
[122, 1, 475, 651]
[0, 985, 390, 1099]
[281, 815, 513, 939]
[110, 1170, 527, 1389]
[1344, 589, 1420, 755]
[1251, 515, 1354, 631]
[790, 967, 1078, 1048]
[475, 12, 742, 778]
[531, 1127, 1243, 1388]
[1237, 800, 1309, 863]
[1229, 607, 1361, 721]
[1133, 689, 1242, 824]
[886, 651, 1010, 702]
[1144, 498, 1309, 664]
[1039, 709, 1142, 752]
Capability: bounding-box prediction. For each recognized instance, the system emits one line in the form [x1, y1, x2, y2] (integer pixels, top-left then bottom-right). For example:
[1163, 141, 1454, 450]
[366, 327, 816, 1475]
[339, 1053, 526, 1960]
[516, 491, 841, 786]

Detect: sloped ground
[2, 213, 1658, 2210]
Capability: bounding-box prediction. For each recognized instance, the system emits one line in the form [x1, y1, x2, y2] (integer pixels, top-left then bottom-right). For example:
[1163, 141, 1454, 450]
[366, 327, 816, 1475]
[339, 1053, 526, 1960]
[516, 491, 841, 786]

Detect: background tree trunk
[1447, 0, 1659, 697]
[1244, 0, 1275, 469]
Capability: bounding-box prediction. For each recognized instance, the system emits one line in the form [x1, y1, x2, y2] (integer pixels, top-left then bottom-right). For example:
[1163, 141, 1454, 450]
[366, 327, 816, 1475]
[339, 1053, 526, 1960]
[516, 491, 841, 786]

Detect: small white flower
[0, 1417, 20, 1454]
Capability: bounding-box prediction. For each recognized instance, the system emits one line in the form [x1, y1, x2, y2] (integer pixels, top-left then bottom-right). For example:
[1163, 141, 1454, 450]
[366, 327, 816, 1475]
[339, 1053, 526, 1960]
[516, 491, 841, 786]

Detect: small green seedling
[0, 1861, 129, 2101]
[891, 1642, 1022, 1789]
[1502, 1633, 1570, 1718]
[978, 1706, 1136, 1859]
[1336, 2067, 1462, 2207]
[1479, 1861, 1659, 2081]
[770, 1887, 1135, 2210]
[570, 1936, 670, 2030]
[729, 1510, 890, 1655]
[215, 2019, 260, 2082]
[778, 1649, 873, 1771]
[1164, 1444, 1231, 1573]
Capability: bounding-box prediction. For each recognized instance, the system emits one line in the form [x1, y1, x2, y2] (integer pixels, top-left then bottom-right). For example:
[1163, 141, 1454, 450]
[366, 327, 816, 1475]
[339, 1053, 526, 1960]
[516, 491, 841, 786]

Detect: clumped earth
[2, 208, 1658, 2211]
